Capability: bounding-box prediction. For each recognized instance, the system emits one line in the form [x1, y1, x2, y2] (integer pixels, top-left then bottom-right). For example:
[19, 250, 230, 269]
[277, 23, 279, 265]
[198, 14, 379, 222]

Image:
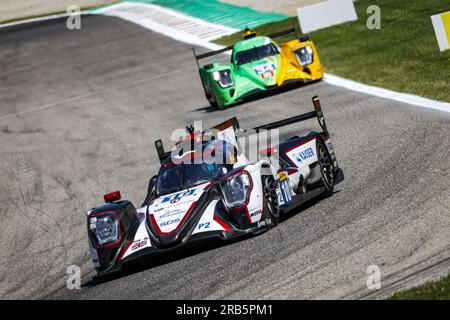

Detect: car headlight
[89, 212, 119, 246]
[295, 45, 314, 66]
[221, 172, 252, 208]
[212, 70, 234, 88]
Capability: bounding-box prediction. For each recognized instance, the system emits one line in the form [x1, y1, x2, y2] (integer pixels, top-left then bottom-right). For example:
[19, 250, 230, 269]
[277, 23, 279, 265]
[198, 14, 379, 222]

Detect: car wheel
[207, 89, 218, 108]
[216, 96, 225, 110]
[262, 175, 280, 226]
[316, 139, 334, 195]
[208, 95, 217, 108]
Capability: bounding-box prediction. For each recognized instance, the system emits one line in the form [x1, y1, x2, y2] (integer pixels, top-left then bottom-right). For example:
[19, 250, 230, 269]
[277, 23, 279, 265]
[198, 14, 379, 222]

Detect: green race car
[194, 28, 323, 109]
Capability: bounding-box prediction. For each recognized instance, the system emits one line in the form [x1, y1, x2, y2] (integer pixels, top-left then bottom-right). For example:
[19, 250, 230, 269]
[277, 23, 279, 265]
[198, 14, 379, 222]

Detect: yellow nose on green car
[194, 29, 324, 109]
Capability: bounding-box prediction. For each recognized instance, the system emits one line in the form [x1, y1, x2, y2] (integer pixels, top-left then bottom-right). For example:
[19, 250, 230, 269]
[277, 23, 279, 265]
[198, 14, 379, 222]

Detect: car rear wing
[154, 96, 328, 164]
[250, 96, 328, 135]
[192, 27, 300, 63]
[155, 139, 171, 164]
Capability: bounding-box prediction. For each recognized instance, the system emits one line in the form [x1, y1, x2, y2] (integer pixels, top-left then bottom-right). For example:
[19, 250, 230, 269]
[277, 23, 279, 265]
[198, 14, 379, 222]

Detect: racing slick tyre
[262, 175, 280, 226]
[210, 89, 225, 110]
[207, 89, 219, 109]
[208, 95, 217, 108]
[316, 139, 334, 196]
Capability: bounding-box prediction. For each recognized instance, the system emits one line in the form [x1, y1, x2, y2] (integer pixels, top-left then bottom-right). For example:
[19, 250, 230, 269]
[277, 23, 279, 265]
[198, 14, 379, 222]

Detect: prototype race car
[86, 96, 343, 278]
[194, 28, 323, 109]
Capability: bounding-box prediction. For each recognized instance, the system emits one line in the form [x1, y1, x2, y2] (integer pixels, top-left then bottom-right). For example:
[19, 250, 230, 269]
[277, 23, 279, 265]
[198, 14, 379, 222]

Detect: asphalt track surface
[0, 15, 449, 300]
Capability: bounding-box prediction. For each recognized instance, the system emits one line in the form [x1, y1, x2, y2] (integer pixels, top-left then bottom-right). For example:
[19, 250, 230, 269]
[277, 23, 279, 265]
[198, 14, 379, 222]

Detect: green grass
[215, 0, 450, 102]
[388, 273, 450, 300]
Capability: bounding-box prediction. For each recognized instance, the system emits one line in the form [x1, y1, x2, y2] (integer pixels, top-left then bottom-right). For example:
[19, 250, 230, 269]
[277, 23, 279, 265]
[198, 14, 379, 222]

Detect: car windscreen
[235, 43, 279, 65]
[156, 164, 183, 196]
[156, 163, 227, 196]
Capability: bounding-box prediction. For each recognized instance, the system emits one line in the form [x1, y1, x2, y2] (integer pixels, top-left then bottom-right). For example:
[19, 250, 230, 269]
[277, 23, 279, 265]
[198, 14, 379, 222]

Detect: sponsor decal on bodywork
[161, 189, 196, 204]
[285, 138, 318, 168]
[257, 218, 272, 228]
[254, 62, 276, 79]
[149, 184, 207, 234]
[250, 209, 262, 217]
[120, 217, 152, 260]
[132, 237, 149, 251]
[293, 147, 315, 163]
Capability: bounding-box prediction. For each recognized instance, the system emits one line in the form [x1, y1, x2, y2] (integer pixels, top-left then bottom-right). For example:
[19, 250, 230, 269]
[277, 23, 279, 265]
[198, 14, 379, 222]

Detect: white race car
[86, 96, 344, 279]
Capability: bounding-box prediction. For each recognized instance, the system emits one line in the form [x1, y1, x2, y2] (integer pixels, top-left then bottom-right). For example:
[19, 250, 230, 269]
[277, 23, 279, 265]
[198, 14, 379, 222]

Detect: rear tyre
[316, 139, 334, 196]
[262, 175, 280, 226]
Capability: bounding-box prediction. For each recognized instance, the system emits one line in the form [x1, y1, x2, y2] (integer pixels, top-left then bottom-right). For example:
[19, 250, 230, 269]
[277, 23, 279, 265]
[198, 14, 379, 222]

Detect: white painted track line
[323, 74, 450, 113]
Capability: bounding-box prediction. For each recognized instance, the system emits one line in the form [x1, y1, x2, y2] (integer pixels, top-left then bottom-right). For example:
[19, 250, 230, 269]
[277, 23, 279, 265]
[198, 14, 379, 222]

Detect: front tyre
[206, 87, 219, 109]
[262, 175, 280, 226]
[208, 94, 217, 108]
[316, 139, 334, 195]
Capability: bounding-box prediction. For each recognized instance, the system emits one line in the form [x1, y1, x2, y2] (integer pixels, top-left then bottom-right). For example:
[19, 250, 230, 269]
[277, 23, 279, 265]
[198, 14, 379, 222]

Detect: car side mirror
[149, 175, 157, 195]
[141, 175, 158, 207]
